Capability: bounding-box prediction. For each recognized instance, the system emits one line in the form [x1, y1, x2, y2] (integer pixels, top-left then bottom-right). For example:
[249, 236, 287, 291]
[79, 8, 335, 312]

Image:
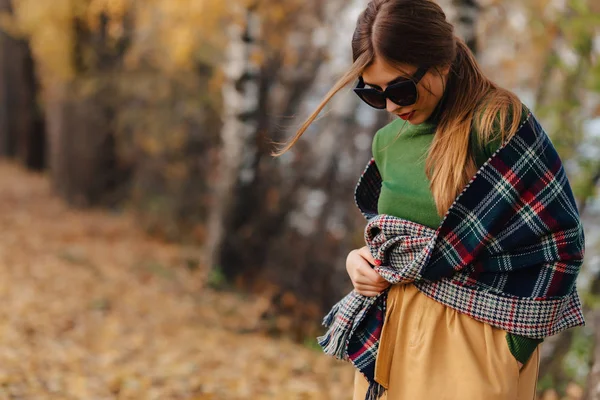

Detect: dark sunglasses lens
[387, 82, 418, 106]
[356, 89, 386, 109]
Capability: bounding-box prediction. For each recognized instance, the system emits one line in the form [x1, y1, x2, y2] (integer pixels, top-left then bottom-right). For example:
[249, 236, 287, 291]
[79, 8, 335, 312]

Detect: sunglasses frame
[354, 67, 429, 109]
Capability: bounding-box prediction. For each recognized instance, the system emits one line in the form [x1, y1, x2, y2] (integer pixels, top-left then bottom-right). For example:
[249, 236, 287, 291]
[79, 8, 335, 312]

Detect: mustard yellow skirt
[353, 283, 540, 400]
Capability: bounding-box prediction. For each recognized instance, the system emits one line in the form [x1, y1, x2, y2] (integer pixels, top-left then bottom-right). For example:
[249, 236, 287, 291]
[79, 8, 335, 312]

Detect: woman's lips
[398, 111, 415, 121]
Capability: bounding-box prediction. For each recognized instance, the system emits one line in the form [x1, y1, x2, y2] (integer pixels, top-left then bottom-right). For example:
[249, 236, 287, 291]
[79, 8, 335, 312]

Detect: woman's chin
[406, 111, 423, 124]
[410, 111, 436, 125]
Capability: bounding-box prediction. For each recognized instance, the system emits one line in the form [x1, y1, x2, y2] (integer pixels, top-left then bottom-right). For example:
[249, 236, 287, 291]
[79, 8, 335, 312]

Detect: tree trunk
[0, 0, 45, 170]
[584, 310, 600, 400]
[204, 3, 261, 276]
[214, 2, 338, 289]
[46, 82, 119, 207]
[46, 15, 127, 207]
[211, 0, 385, 338]
[451, 0, 480, 53]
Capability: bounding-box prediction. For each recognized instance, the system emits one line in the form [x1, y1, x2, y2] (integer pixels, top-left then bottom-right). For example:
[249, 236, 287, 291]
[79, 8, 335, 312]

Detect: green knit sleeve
[506, 333, 543, 365]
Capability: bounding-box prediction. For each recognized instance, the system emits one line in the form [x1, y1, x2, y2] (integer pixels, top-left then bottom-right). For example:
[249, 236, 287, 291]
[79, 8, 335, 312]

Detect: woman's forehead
[361, 58, 417, 87]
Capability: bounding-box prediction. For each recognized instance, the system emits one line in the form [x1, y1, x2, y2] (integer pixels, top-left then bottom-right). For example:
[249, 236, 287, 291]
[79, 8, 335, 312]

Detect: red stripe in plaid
[318, 112, 585, 396]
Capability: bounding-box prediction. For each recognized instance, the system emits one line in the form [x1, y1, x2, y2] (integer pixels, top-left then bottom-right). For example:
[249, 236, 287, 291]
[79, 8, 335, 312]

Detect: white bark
[284, 0, 365, 236]
[204, 5, 261, 275]
[447, 0, 479, 51]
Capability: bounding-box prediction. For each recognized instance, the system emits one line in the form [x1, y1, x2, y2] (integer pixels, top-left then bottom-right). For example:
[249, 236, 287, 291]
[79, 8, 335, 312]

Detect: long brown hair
[272, 0, 524, 217]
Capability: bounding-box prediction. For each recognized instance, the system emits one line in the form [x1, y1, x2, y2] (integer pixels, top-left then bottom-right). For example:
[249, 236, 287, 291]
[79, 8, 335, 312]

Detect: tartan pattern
[317, 112, 585, 396]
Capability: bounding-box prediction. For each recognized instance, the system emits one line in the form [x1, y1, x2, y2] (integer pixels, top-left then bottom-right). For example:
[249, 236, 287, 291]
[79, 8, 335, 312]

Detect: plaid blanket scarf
[317, 112, 586, 399]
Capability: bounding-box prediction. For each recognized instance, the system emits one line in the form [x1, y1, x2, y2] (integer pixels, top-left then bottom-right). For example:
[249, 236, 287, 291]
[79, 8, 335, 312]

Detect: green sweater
[372, 104, 542, 365]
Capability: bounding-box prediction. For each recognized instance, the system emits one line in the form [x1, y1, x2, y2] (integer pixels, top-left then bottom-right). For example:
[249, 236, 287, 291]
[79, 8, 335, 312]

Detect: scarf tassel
[321, 301, 340, 327]
[365, 380, 386, 400]
[316, 301, 349, 360]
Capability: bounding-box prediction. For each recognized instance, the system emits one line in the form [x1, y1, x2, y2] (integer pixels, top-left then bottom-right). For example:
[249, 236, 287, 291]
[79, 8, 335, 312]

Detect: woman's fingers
[356, 262, 388, 285]
[355, 282, 388, 291]
[356, 279, 392, 296]
[357, 246, 376, 265]
[354, 274, 389, 288]
[346, 247, 389, 295]
[355, 289, 381, 297]
[356, 246, 388, 283]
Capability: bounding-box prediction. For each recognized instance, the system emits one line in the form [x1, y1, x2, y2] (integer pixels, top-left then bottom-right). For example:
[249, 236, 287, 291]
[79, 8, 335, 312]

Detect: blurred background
[0, 0, 598, 398]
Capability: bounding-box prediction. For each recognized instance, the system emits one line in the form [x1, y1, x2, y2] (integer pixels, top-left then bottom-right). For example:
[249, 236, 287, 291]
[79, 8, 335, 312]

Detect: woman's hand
[346, 246, 391, 297]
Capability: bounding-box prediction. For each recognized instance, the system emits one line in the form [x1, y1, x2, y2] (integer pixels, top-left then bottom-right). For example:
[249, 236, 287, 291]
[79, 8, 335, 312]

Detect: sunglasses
[353, 67, 428, 109]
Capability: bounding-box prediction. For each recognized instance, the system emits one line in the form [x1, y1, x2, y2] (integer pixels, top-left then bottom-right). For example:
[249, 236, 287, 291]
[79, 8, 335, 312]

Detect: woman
[273, 0, 585, 399]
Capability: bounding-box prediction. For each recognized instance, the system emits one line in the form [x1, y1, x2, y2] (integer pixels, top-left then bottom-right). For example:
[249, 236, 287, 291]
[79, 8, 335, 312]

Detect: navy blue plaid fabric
[317, 112, 585, 399]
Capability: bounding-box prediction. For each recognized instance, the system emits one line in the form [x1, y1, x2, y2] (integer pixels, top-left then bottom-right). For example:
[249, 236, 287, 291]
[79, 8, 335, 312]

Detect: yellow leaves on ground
[0, 161, 354, 399]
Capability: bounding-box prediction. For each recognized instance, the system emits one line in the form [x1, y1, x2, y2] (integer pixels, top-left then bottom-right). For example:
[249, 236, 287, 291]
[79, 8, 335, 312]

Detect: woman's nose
[386, 99, 400, 114]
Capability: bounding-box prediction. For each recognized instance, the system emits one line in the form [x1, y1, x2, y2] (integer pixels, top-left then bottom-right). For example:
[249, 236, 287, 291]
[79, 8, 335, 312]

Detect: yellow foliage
[208, 68, 226, 96]
[166, 127, 187, 152]
[9, 0, 79, 83]
[0, 12, 22, 38]
[165, 162, 188, 181]
[5, 0, 323, 86]
[6, 0, 239, 84]
[139, 135, 161, 156]
[86, 0, 127, 31]
[127, 0, 232, 72]
[268, 4, 286, 24]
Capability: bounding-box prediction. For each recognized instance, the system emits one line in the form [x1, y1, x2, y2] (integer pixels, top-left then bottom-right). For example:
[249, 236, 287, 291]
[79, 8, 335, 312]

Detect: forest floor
[0, 161, 354, 400]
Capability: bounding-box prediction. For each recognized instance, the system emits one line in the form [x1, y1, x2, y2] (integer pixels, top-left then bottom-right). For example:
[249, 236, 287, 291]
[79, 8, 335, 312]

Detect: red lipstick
[398, 111, 415, 121]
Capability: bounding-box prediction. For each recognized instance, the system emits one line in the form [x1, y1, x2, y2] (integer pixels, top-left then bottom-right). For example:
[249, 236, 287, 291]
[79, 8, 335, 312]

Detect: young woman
[273, 0, 585, 399]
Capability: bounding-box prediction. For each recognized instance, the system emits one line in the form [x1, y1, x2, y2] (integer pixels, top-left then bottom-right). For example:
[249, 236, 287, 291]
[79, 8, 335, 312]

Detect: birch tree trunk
[584, 311, 600, 400]
[208, 0, 390, 338]
[448, 0, 480, 52]
[207, 0, 338, 289]
[204, 3, 261, 278]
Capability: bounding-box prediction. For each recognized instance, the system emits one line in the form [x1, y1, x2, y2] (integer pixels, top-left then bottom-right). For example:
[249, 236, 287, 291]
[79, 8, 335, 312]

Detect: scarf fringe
[365, 380, 386, 400]
[315, 301, 350, 360]
[321, 300, 340, 327]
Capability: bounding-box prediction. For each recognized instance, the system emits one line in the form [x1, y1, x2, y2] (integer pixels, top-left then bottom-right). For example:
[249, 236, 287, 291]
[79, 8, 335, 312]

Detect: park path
[0, 161, 352, 400]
